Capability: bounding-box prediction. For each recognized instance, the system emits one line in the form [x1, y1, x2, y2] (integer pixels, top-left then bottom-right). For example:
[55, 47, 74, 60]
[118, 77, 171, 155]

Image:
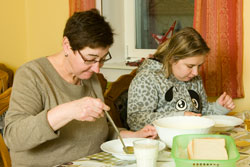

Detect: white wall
[102, 0, 126, 63]
[101, 0, 132, 81]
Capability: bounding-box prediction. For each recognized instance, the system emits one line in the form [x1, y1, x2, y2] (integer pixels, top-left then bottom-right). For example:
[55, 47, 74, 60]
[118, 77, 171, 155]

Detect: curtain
[193, 0, 244, 98]
[69, 0, 96, 16]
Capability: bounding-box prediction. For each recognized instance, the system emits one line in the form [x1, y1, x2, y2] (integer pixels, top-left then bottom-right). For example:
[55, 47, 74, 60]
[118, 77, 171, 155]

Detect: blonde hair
[153, 27, 210, 77]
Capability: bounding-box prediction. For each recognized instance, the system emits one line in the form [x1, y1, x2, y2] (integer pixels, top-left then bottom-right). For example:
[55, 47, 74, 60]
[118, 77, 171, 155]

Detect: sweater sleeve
[4, 65, 59, 151]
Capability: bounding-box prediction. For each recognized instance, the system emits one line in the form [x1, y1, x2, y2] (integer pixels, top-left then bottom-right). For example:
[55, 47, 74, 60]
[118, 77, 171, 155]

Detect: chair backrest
[0, 87, 12, 167]
[96, 73, 108, 94]
[0, 88, 11, 116]
[104, 69, 137, 129]
[0, 133, 11, 167]
[0, 64, 14, 88]
[0, 70, 9, 94]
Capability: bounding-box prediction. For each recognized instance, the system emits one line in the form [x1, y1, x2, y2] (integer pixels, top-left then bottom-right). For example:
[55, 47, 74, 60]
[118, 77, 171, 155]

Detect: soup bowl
[153, 116, 215, 148]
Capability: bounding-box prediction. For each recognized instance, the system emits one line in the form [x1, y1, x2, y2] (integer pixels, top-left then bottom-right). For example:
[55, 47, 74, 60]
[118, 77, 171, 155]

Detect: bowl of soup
[153, 116, 215, 148]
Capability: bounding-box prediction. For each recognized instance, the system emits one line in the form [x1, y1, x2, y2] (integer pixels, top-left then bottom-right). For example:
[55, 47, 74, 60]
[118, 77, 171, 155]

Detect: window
[125, 0, 194, 60]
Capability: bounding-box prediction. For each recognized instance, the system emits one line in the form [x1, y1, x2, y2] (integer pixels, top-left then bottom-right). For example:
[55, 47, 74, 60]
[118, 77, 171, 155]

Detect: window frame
[96, 0, 102, 14]
[124, 0, 156, 61]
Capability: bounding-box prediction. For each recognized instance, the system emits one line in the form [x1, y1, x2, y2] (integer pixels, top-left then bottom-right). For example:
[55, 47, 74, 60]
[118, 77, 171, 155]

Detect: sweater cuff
[215, 100, 230, 115]
[37, 110, 60, 140]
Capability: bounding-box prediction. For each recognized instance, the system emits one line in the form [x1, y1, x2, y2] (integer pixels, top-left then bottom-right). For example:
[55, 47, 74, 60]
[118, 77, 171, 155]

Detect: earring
[65, 54, 68, 57]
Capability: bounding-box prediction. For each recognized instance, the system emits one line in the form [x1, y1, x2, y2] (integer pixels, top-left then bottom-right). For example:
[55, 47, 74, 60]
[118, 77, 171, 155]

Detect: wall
[0, 0, 27, 70]
[0, 0, 68, 71]
[26, 0, 68, 61]
[102, 0, 125, 63]
[0, 0, 249, 112]
[233, 0, 250, 112]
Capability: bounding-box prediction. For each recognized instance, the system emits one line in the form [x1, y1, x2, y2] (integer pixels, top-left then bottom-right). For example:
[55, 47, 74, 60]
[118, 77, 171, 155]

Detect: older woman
[4, 9, 157, 167]
[127, 27, 235, 131]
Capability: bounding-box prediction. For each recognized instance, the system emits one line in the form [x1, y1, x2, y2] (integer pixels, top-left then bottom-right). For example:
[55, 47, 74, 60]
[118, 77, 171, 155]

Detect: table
[55, 123, 250, 167]
[54, 151, 174, 167]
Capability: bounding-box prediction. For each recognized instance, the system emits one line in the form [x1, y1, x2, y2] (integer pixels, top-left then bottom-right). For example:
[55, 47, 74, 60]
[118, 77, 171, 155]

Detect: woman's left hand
[217, 92, 235, 111]
[120, 125, 158, 139]
[133, 125, 158, 139]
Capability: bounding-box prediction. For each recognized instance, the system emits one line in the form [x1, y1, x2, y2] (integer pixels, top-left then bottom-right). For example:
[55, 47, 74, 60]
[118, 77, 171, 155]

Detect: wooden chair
[0, 87, 12, 167]
[0, 64, 14, 88]
[0, 134, 11, 167]
[0, 70, 8, 94]
[96, 73, 108, 94]
[104, 69, 137, 129]
[0, 88, 11, 116]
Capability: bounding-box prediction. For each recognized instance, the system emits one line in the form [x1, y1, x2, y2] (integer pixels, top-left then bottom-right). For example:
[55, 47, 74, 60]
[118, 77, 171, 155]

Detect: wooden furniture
[0, 133, 11, 167]
[0, 88, 12, 116]
[0, 70, 8, 94]
[0, 87, 12, 167]
[0, 64, 14, 89]
[104, 69, 137, 128]
[96, 73, 108, 94]
[100, 62, 137, 82]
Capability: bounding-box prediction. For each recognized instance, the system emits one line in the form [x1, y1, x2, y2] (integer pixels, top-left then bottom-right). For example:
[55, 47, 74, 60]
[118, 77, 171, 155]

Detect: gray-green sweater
[4, 57, 111, 167]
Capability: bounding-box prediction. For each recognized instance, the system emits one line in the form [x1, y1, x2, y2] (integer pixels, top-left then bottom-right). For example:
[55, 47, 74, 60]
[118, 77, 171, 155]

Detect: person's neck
[47, 51, 81, 85]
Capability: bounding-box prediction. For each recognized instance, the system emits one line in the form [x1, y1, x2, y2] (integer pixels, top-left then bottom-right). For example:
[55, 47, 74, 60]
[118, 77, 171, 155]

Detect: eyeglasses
[77, 50, 112, 65]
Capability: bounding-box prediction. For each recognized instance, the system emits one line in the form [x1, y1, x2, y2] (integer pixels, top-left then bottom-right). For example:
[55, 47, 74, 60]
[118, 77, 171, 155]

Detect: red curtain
[69, 0, 96, 16]
[193, 0, 244, 98]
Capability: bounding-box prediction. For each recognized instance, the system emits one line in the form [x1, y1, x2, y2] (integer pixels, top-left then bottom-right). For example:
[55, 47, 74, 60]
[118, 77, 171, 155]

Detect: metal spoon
[104, 110, 134, 154]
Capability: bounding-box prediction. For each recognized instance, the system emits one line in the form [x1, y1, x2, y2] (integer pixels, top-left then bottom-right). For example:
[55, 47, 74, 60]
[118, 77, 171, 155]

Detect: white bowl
[100, 138, 166, 160]
[153, 116, 215, 148]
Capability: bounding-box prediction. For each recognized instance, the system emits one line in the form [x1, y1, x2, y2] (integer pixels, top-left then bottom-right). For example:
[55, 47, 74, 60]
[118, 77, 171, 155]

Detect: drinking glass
[243, 110, 250, 131]
[133, 139, 159, 167]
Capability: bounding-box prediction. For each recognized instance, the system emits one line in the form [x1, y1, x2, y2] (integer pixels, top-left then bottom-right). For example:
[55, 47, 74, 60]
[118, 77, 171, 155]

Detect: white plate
[203, 115, 243, 131]
[100, 138, 166, 160]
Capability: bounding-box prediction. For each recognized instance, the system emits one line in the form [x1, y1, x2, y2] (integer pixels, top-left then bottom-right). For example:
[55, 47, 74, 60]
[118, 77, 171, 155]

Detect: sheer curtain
[193, 0, 244, 98]
[69, 0, 96, 16]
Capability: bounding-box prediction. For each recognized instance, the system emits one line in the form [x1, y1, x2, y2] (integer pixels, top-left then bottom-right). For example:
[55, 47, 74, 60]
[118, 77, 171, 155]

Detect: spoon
[104, 110, 134, 154]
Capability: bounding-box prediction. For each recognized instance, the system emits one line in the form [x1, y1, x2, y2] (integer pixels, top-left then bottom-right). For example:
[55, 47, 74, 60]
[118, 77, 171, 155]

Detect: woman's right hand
[48, 97, 109, 131]
[72, 97, 110, 122]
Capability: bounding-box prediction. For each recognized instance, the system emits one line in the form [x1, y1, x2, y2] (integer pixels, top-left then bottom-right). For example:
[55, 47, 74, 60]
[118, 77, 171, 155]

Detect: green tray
[171, 134, 240, 167]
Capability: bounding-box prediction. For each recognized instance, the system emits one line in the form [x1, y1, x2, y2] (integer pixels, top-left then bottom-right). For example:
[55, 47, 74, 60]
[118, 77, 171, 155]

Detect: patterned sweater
[127, 59, 229, 131]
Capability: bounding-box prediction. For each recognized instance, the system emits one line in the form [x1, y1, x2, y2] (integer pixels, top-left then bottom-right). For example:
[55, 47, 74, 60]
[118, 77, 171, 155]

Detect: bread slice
[187, 138, 228, 160]
[187, 140, 194, 159]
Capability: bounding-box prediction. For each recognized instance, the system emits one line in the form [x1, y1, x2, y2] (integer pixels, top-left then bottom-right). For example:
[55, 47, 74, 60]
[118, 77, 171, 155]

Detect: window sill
[100, 62, 136, 81]
[102, 62, 137, 70]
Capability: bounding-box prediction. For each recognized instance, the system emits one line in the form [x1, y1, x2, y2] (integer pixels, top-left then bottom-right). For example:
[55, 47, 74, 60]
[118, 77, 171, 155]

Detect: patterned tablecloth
[55, 151, 125, 167]
[228, 128, 250, 167]
[54, 151, 175, 167]
[55, 120, 250, 167]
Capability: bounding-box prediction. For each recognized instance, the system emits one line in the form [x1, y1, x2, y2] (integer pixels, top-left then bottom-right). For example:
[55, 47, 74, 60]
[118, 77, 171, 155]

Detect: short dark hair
[63, 9, 114, 50]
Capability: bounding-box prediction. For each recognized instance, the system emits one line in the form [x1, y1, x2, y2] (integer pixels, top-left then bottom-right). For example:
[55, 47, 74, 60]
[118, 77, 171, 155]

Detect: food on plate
[100, 138, 166, 160]
[235, 140, 250, 147]
[187, 138, 228, 160]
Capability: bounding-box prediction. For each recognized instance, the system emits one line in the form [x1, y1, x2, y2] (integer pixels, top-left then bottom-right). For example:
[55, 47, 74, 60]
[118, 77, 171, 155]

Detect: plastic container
[171, 134, 240, 167]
